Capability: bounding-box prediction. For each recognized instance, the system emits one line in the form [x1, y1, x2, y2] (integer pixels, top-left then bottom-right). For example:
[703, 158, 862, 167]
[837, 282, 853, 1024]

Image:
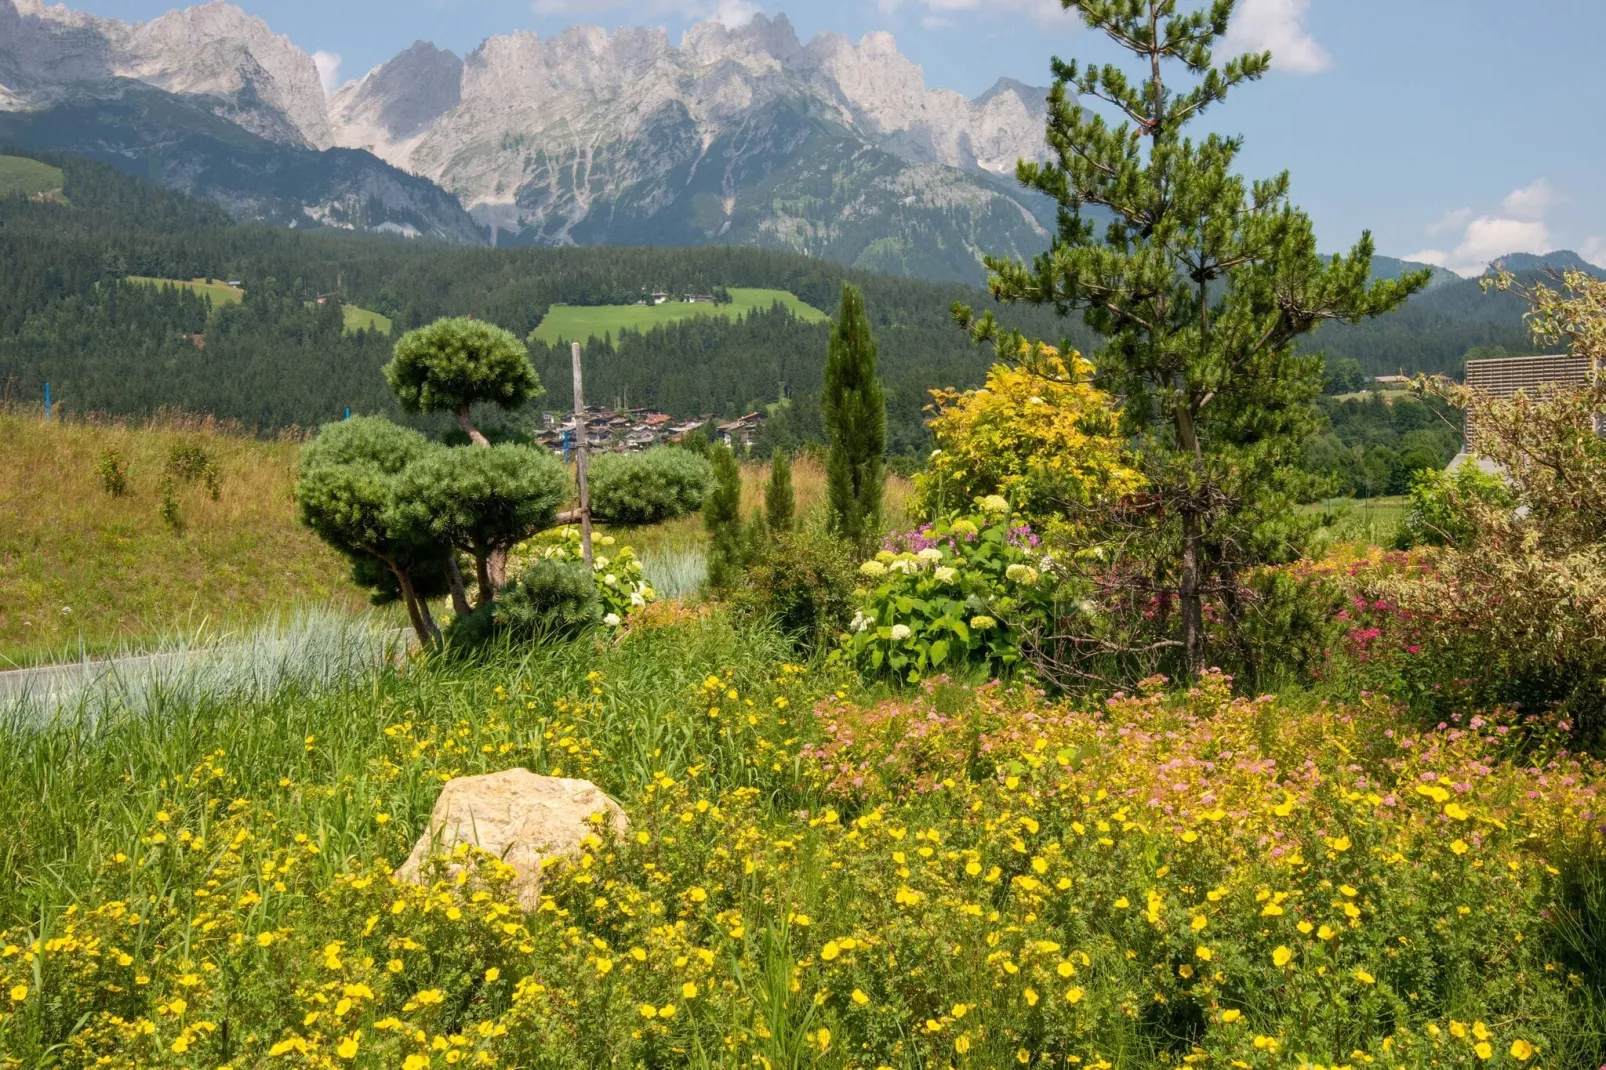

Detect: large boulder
[394, 769, 629, 909]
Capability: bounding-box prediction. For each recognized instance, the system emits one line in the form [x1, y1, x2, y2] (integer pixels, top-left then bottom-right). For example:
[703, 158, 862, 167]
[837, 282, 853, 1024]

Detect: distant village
[534, 406, 766, 456]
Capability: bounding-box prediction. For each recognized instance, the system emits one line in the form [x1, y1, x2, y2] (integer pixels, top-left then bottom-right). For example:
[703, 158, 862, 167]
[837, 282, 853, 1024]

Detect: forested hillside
[0, 150, 1086, 449]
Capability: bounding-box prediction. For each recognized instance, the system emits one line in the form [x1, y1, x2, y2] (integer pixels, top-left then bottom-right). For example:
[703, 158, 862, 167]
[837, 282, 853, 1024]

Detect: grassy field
[0, 154, 64, 197]
[343, 303, 393, 335]
[531, 287, 828, 344]
[1308, 494, 1408, 547]
[0, 410, 369, 665]
[126, 276, 245, 305]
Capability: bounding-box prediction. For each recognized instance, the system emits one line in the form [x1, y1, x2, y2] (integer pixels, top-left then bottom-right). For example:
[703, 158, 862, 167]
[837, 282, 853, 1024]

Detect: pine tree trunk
[391, 563, 435, 649]
[1179, 510, 1203, 678]
[446, 557, 472, 617]
[474, 554, 495, 609]
[456, 404, 490, 448]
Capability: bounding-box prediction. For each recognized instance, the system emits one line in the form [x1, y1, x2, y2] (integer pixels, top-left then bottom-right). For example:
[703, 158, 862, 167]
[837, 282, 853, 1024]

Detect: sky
[66, 0, 1606, 275]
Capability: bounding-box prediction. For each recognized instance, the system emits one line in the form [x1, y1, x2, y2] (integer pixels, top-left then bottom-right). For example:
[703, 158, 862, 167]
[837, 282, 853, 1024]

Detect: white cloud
[532, 0, 757, 23]
[312, 50, 343, 96]
[1403, 249, 1448, 268]
[1501, 178, 1557, 221]
[1413, 179, 1565, 277]
[1453, 216, 1551, 275]
[1425, 207, 1472, 237]
[1223, 0, 1330, 74]
[1582, 236, 1606, 271]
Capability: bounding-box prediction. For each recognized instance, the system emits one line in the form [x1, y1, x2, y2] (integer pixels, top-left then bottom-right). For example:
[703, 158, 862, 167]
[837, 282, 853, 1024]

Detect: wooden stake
[571, 341, 594, 568]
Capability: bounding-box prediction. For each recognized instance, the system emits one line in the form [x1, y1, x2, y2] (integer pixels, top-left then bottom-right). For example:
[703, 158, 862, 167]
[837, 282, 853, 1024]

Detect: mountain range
[0, 0, 1058, 282]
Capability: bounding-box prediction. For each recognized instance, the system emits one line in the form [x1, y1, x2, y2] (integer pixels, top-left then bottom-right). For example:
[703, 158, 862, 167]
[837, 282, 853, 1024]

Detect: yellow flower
[1195, 946, 1213, 961]
[256, 932, 275, 948]
[852, 989, 870, 1005]
[337, 1034, 360, 1059]
[1510, 1039, 1535, 1061]
[403, 1057, 429, 1070]
[658, 1004, 677, 1019]
[595, 958, 613, 975]
[682, 982, 698, 1000]
[815, 1027, 831, 1052]
[1024, 987, 1039, 1007]
[8, 985, 25, 1002]
[1272, 946, 1294, 968]
[1065, 987, 1084, 1004]
[1353, 970, 1376, 985]
[1221, 1009, 1242, 1024]
[1444, 802, 1470, 821]
[821, 941, 841, 961]
[1057, 962, 1075, 978]
[485, 968, 500, 982]
[638, 1004, 657, 1019]
[1474, 1041, 1492, 1060]
[1317, 925, 1337, 941]
[955, 1034, 972, 1055]
[1190, 914, 1208, 931]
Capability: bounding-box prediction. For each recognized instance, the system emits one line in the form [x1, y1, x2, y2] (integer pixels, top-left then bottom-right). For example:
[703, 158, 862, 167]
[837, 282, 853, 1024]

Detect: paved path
[0, 650, 197, 704]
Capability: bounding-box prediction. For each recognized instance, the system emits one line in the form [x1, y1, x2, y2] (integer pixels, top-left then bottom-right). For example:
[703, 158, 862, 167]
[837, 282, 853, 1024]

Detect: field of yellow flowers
[2, 609, 1605, 1068]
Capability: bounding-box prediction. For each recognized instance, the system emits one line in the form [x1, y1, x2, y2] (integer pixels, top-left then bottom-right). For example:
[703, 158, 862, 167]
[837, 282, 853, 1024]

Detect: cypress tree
[703, 443, 744, 591]
[823, 284, 886, 547]
[765, 449, 796, 533]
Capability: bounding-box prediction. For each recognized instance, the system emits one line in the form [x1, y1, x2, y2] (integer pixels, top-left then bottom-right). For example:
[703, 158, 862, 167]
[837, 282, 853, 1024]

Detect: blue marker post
[344, 407, 351, 420]
[561, 429, 571, 465]
[43, 382, 51, 423]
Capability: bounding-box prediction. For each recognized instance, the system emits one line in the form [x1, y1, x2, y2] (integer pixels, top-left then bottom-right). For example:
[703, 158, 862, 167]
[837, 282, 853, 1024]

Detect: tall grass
[0, 610, 798, 927]
[0, 408, 366, 661]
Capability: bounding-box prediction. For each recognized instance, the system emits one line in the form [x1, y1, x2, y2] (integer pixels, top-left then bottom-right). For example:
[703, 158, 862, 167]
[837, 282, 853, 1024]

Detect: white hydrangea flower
[860, 560, 887, 577]
[970, 615, 997, 630]
[594, 555, 611, 570]
[1005, 564, 1040, 587]
[604, 574, 619, 587]
[850, 611, 870, 634]
[603, 613, 622, 627]
[981, 495, 1010, 514]
[934, 566, 958, 584]
[889, 624, 913, 641]
[917, 548, 943, 563]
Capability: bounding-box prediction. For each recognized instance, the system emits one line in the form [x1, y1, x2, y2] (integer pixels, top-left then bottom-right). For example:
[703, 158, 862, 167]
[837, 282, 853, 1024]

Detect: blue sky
[71, 0, 1606, 274]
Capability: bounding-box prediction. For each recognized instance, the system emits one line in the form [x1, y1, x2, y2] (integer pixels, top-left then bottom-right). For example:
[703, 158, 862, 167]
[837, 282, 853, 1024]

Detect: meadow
[530, 288, 829, 345]
[0, 155, 64, 198]
[0, 411, 369, 664]
[126, 277, 246, 306]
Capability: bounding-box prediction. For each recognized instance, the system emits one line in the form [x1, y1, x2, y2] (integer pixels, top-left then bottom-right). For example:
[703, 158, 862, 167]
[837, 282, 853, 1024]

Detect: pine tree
[823, 284, 886, 547]
[764, 449, 796, 533]
[958, 0, 1428, 676]
[703, 443, 744, 592]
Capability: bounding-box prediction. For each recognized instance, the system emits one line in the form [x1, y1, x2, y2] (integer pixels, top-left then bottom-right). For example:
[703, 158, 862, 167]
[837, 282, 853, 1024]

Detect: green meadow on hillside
[530, 287, 828, 344]
[343, 303, 393, 335]
[0, 411, 369, 664]
[0, 154, 64, 198]
[126, 276, 245, 305]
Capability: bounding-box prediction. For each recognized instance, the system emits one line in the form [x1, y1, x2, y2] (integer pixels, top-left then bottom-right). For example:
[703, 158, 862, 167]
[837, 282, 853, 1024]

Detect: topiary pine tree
[394, 443, 571, 606]
[295, 417, 450, 647]
[765, 449, 795, 534]
[823, 284, 886, 548]
[957, 0, 1430, 677]
[385, 317, 543, 446]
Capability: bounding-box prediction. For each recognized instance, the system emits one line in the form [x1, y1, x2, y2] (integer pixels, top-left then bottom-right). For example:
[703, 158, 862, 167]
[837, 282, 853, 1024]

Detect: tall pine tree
[824, 284, 887, 548]
[765, 449, 796, 533]
[959, 0, 1428, 677]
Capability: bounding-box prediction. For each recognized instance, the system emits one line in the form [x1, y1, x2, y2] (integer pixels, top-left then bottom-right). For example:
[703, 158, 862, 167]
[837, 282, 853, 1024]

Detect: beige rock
[394, 769, 628, 910]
